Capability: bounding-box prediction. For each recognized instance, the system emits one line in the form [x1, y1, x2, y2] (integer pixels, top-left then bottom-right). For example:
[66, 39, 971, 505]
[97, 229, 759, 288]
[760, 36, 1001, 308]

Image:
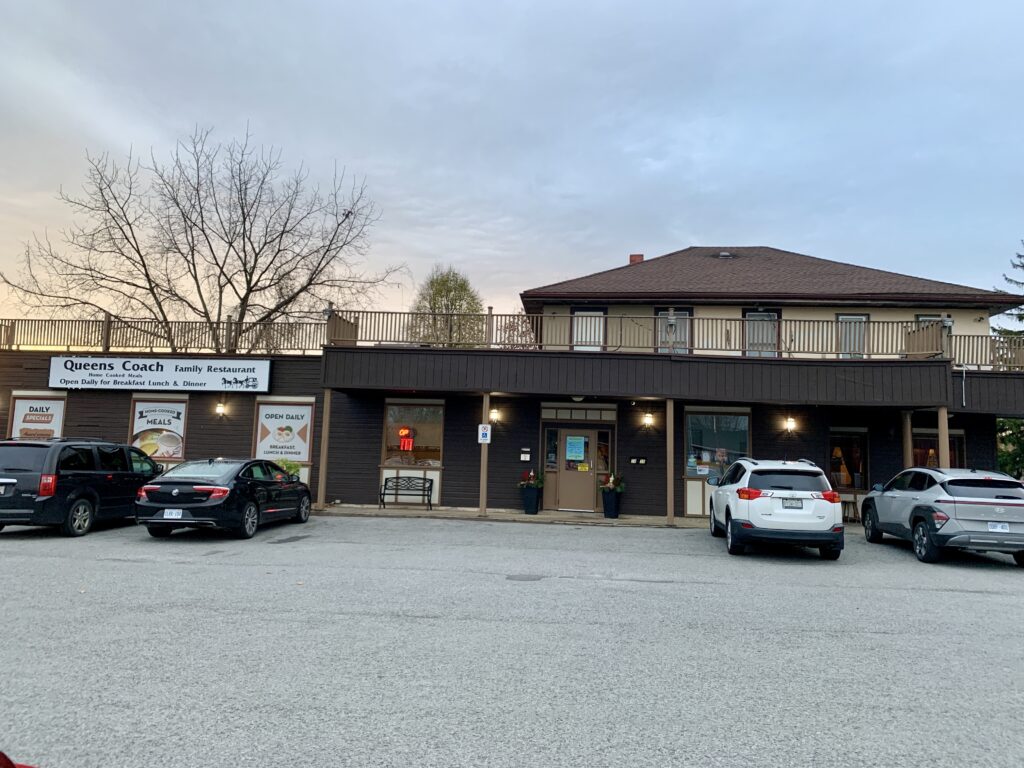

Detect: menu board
[9, 397, 66, 439]
[131, 400, 187, 459]
[255, 403, 313, 463]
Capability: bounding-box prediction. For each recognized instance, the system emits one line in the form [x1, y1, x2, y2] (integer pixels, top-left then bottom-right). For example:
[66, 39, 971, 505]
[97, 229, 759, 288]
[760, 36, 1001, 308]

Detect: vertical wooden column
[479, 393, 490, 517]
[316, 388, 333, 508]
[937, 406, 950, 468]
[666, 399, 675, 524]
[902, 411, 913, 469]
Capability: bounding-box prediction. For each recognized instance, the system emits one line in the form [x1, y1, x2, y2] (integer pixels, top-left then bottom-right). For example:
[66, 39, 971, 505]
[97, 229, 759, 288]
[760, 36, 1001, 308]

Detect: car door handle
[911, 496, 920, 501]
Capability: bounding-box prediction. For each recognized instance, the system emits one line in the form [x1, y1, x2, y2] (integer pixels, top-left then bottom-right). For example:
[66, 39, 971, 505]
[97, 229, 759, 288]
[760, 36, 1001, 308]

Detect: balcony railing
[1, 312, 1022, 371]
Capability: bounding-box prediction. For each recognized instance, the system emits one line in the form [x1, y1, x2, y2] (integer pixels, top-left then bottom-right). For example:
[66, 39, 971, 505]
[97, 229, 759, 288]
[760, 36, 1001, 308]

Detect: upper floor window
[743, 309, 779, 358]
[837, 314, 869, 359]
[571, 309, 606, 352]
[656, 308, 691, 354]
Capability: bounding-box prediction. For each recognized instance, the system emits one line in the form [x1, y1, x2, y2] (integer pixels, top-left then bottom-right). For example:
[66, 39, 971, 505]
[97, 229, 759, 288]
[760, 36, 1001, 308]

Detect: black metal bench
[379, 476, 434, 510]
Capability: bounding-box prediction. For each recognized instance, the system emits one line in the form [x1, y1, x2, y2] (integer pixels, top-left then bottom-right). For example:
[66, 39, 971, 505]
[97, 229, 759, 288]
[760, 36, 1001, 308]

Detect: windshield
[159, 461, 244, 482]
[749, 470, 830, 491]
[0, 444, 48, 472]
[943, 479, 1024, 500]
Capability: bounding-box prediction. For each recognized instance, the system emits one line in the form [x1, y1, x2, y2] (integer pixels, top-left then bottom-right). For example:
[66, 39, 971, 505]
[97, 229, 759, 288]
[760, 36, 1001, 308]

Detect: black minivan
[0, 438, 162, 536]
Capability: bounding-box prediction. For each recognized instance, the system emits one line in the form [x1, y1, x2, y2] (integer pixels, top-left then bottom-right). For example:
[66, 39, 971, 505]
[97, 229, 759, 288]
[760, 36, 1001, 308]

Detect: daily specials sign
[9, 397, 66, 439]
[255, 403, 313, 463]
[49, 357, 270, 392]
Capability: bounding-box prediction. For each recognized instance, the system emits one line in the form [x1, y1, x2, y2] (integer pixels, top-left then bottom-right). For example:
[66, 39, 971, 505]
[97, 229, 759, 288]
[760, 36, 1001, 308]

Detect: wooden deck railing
[1, 313, 1021, 370]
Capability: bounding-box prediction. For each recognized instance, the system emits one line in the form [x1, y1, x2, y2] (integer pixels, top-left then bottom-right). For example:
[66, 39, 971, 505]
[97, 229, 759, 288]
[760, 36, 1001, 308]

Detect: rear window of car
[0, 444, 48, 472]
[943, 479, 1024, 499]
[749, 470, 830, 491]
[161, 461, 244, 482]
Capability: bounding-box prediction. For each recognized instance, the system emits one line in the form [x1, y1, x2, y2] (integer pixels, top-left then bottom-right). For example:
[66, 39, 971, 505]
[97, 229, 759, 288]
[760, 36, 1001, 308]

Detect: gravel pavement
[2, 516, 1022, 768]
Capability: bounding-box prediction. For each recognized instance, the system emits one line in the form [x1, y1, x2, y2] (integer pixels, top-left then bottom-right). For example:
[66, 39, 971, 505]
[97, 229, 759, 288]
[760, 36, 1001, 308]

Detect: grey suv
[861, 468, 1024, 566]
[0, 438, 162, 536]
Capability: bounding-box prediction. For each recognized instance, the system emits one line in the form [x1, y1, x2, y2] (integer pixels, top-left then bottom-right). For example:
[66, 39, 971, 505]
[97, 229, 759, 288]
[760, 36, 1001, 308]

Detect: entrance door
[557, 429, 598, 511]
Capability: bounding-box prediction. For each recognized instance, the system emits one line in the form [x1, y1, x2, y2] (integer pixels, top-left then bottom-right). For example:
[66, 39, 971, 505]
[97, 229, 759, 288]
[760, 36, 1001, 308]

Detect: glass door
[572, 312, 605, 352]
[745, 312, 779, 357]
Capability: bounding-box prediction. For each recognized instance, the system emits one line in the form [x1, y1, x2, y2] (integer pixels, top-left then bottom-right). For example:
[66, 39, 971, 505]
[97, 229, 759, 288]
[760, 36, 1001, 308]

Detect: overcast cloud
[1, 0, 1023, 314]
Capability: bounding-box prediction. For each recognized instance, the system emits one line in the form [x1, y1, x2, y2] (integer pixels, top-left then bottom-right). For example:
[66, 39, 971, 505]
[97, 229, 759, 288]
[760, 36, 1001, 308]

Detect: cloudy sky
[1, 0, 1023, 314]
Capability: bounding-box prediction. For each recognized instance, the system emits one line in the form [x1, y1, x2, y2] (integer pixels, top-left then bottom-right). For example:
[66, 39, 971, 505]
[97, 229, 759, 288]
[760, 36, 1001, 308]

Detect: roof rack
[797, 458, 818, 467]
[735, 456, 758, 465]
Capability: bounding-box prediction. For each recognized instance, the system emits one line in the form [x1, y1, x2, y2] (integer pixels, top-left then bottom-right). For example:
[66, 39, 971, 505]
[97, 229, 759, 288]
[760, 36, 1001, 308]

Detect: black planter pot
[521, 486, 540, 515]
[602, 489, 621, 518]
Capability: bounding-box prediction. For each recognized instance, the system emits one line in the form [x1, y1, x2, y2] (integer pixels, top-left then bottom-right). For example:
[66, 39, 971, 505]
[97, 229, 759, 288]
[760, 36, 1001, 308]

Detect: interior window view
[828, 431, 869, 490]
[382, 404, 444, 467]
[686, 412, 750, 479]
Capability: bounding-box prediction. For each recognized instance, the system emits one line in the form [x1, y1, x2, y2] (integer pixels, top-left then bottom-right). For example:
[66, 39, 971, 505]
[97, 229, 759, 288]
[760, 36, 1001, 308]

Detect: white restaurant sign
[49, 357, 271, 392]
[255, 403, 314, 463]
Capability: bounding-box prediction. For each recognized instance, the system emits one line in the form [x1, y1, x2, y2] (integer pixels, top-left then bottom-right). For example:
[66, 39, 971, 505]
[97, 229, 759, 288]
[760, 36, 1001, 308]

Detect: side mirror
[706, 476, 719, 486]
[290, 474, 300, 483]
[154, 463, 165, 474]
[872, 483, 884, 492]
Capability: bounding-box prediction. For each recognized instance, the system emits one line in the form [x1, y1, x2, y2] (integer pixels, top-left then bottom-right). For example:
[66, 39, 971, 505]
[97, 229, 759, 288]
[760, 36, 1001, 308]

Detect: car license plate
[782, 499, 803, 509]
[163, 509, 183, 519]
[988, 521, 1010, 533]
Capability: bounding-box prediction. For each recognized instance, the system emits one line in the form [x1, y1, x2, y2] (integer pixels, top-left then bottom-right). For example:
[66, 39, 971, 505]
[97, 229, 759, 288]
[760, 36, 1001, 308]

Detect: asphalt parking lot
[2, 516, 1022, 768]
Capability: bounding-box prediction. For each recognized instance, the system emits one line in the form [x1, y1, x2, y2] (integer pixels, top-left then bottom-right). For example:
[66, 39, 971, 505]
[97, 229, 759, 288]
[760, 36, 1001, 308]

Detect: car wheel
[235, 501, 260, 539]
[819, 546, 842, 561]
[725, 514, 744, 555]
[147, 526, 173, 538]
[709, 504, 724, 537]
[1012, 552, 1024, 568]
[863, 503, 883, 543]
[912, 520, 942, 563]
[292, 494, 311, 524]
[61, 498, 95, 537]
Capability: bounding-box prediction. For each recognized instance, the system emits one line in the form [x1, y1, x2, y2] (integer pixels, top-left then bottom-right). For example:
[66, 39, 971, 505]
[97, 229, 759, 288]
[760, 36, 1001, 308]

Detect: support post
[937, 405, 950, 468]
[485, 306, 494, 347]
[902, 411, 913, 469]
[666, 398, 675, 524]
[479, 393, 490, 517]
[316, 388, 332, 509]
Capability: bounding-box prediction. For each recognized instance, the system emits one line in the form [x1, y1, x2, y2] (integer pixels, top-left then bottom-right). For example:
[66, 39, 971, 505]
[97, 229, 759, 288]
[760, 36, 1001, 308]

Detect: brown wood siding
[324, 392, 383, 505]
[486, 398, 543, 510]
[323, 348, 953, 407]
[954, 372, 1024, 417]
[616, 402, 667, 516]
[439, 396, 482, 507]
[0, 351, 324, 498]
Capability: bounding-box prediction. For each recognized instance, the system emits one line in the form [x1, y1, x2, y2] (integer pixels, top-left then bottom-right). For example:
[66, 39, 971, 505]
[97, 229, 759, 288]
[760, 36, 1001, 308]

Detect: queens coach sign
[49, 357, 271, 392]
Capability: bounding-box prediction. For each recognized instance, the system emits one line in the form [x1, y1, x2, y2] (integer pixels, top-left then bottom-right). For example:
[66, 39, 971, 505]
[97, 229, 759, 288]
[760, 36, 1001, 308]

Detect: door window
[129, 449, 157, 474]
[564, 434, 590, 471]
[721, 463, 745, 487]
[571, 311, 605, 351]
[656, 310, 691, 354]
[744, 311, 779, 357]
[885, 472, 914, 492]
[97, 445, 128, 472]
[264, 462, 288, 481]
[243, 463, 272, 481]
[57, 446, 96, 472]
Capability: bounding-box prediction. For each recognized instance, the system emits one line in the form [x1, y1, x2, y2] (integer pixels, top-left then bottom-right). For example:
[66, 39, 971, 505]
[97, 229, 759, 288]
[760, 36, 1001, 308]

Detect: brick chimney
[629, 253, 644, 265]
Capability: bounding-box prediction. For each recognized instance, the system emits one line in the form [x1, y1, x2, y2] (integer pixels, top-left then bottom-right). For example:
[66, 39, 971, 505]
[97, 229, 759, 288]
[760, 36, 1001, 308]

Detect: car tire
[60, 498, 95, 537]
[235, 501, 260, 540]
[862, 503, 883, 543]
[912, 520, 942, 563]
[1012, 552, 1024, 568]
[709, 505, 724, 537]
[147, 526, 173, 538]
[725, 514, 744, 556]
[819, 546, 842, 561]
[292, 494, 311, 524]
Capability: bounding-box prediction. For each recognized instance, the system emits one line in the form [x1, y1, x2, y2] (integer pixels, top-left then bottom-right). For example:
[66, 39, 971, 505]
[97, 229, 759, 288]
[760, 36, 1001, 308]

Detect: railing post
[101, 312, 112, 352]
[485, 306, 494, 347]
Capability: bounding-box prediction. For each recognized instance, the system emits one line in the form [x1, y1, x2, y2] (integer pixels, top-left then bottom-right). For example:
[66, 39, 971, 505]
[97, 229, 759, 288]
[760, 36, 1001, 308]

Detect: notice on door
[9, 397, 66, 439]
[256, 403, 313, 463]
[565, 435, 586, 461]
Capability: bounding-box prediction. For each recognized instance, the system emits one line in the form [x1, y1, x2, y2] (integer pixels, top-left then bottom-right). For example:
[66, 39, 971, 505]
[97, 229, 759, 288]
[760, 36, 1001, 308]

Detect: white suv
[708, 459, 844, 559]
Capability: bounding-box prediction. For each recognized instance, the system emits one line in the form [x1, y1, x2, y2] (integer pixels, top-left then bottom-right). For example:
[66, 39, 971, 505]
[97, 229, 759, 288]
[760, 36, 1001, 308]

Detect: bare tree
[1, 128, 400, 352]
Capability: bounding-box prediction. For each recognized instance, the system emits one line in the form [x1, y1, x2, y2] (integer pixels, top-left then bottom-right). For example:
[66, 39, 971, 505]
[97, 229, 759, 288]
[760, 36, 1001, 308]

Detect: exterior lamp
[785, 417, 796, 433]
[216, 402, 227, 417]
[642, 412, 654, 428]
[489, 408, 500, 423]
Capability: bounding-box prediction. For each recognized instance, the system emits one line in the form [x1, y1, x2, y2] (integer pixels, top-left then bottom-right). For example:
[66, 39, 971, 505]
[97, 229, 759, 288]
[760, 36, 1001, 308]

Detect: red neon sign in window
[398, 426, 415, 451]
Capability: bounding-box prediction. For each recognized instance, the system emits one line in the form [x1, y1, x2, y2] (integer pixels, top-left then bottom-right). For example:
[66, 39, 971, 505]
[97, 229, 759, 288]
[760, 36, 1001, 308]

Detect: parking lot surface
[2, 517, 1022, 768]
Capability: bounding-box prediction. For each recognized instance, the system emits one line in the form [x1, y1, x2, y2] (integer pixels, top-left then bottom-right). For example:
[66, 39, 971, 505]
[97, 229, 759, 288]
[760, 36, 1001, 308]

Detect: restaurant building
[3, 245, 1024, 522]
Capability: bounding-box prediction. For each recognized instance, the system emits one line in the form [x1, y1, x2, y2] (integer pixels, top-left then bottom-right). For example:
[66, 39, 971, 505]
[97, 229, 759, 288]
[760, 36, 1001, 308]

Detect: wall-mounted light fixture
[489, 408, 500, 423]
[216, 402, 227, 417]
[784, 416, 796, 433]
[642, 412, 654, 428]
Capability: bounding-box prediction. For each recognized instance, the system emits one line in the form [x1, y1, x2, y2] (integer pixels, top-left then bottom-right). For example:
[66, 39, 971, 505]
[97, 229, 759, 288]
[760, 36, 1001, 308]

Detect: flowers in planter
[519, 470, 544, 488]
[599, 473, 625, 492]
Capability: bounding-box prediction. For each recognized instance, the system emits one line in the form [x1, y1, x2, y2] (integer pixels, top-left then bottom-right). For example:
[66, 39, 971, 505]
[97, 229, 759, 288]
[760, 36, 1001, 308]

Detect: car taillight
[933, 510, 950, 527]
[832, 525, 844, 533]
[193, 486, 230, 500]
[737, 487, 761, 500]
[822, 491, 841, 503]
[137, 485, 160, 502]
[38, 474, 56, 497]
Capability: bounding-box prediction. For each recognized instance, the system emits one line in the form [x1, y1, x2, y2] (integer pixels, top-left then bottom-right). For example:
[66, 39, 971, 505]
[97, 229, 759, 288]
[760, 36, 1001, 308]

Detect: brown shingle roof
[520, 246, 1023, 313]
